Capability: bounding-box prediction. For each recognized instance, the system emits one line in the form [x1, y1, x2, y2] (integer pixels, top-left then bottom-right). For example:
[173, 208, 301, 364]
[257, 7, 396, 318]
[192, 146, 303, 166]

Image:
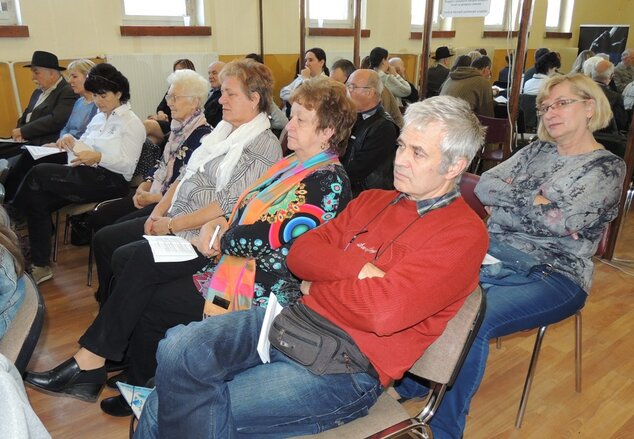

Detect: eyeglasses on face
[346, 84, 372, 92]
[536, 98, 587, 117]
[166, 94, 195, 103]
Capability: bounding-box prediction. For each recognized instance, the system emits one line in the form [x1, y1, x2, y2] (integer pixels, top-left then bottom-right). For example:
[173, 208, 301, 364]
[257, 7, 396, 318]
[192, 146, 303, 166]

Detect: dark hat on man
[24, 51, 66, 71]
[432, 46, 453, 60]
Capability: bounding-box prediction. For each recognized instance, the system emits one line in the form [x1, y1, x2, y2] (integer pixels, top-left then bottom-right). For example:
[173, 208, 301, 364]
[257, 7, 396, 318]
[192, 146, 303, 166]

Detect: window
[0, 0, 22, 25]
[411, 0, 452, 31]
[484, 0, 522, 31]
[121, 0, 202, 26]
[545, 0, 574, 32]
[307, 0, 365, 28]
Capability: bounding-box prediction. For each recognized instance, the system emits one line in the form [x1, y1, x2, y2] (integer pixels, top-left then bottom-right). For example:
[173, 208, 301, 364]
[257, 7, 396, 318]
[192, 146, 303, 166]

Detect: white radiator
[105, 53, 218, 119]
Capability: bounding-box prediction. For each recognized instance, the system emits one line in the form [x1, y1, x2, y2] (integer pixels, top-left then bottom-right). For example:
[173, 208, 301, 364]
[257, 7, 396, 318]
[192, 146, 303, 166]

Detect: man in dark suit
[341, 69, 399, 197]
[426, 46, 453, 98]
[203, 61, 225, 127]
[11, 51, 77, 148]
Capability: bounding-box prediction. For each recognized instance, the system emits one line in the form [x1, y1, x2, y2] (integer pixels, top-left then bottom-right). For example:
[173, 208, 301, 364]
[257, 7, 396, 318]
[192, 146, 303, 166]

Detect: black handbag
[269, 303, 378, 379]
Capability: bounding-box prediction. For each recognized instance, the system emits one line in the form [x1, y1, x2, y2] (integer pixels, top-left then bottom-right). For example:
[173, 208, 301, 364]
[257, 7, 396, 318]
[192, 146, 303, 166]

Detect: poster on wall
[578, 25, 629, 64]
[442, 0, 491, 17]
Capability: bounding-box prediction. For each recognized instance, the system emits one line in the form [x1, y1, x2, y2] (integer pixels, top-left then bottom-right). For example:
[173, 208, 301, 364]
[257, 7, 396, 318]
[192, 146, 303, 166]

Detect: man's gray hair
[592, 59, 614, 83]
[167, 69, 210, 109]
[403, 97, 485, 173]
[622, 48, 632, 61]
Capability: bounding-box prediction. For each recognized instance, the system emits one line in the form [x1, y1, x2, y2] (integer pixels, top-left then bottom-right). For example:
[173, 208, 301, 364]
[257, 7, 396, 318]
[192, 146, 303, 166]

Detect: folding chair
[471, 115, 512, 174]
[513, 224, 612, 428]
[294, 287, 486, 439]
[0, 274, 46, 375]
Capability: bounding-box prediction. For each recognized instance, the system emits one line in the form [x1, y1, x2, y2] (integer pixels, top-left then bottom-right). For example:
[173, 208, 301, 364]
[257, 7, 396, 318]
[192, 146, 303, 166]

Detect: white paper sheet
[117, 382, 154, 420]
[25, 145, 64, 160]
[143, 235, 198, 262]
[482, 253, 501, 265]
[257, 293, 284, 363]
[0, 137, 26, 144]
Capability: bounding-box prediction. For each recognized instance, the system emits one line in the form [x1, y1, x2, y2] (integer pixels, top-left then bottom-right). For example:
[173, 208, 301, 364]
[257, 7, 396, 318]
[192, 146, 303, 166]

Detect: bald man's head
[208, 61, 225, 89]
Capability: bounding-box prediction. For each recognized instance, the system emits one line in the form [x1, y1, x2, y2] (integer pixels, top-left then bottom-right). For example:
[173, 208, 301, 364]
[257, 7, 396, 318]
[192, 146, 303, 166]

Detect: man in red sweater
[135, 96, 489, 439]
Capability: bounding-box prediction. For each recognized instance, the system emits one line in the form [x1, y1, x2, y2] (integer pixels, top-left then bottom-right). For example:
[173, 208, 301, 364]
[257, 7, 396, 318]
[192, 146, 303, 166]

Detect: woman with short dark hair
[12, 63, 145, 285]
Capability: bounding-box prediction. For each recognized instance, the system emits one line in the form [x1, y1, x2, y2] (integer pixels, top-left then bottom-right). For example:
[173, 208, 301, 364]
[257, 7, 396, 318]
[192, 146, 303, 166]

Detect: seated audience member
[427, 46, 453, 97]
[451, 54, 473, 72]
[589, 58, 628, 132]
[280, 48, 328, 104]
[330, 59, 403, 128]
[23, 60, 283, 406]
[342, 69, 399, 196]
[92, 78, 354, 417]
[10, 63, 145, 285]
[389, 57, 419, 105]
[0, 354, 50, 438]
[613, 48, 634, 93]
[134, 96, 488, 438]
[522, 47, 549, 88]
[243, 53, 288, 133]
[143, 58, 196, 145]
[399, 74, 626, 439]
[4, 58, 98, 202]
[90, 68, 212, 234]
[1, 51, 77, 159]
[360, 55, 371, 69]
[0, 206, 25, 340]
[523, 51, 561, 95]
[497, 53, 513, 85]
[203, 61, 225, 128]
[570, 49, 595, 74]
[369, 47, 411, 106]
[623, 81, 634, 112]
[440, 55, 494, 117]
[468, 50, 482, 63]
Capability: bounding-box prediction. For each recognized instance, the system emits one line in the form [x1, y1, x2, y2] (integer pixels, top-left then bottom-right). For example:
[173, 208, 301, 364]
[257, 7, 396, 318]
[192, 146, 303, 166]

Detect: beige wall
[1, 0, 633, 134]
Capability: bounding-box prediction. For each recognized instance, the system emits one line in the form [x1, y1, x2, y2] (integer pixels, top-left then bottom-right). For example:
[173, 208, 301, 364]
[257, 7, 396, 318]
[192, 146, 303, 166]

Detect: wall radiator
[105, 52, 217, 119]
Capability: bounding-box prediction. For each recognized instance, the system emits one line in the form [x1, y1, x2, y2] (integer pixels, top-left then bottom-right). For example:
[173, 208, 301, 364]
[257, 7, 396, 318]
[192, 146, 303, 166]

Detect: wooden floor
[25, 213, 634, 439]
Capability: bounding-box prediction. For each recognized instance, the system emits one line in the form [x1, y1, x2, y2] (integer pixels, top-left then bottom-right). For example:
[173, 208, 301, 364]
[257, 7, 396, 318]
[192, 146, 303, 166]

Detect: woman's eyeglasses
[166, 94, 195, 103]
[536, 98, 587, 117]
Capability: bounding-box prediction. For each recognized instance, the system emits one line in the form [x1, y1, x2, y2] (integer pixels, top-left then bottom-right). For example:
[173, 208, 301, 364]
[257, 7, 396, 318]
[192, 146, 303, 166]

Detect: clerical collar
[360, 104, 381, 120]
[413, 186, 460, 217]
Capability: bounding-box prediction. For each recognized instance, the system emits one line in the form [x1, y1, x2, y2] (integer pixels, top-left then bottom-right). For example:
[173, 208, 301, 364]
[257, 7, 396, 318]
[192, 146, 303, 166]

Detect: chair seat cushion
[291, 393, 409, 438]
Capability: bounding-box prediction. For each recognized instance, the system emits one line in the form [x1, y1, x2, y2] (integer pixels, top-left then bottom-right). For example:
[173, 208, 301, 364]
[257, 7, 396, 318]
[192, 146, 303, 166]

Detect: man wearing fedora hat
[426, 46, 453, 98]
[9, 50, 77, 148]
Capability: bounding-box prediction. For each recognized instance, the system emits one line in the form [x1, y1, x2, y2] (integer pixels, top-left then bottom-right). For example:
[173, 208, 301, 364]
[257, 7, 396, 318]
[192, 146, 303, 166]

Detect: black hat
[24, 51, 66, 71]
[432, 46, 453, 60]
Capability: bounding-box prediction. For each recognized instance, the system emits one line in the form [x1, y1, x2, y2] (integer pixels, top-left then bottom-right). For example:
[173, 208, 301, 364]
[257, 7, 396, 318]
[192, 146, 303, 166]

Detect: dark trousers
[127, 274, 204, 386]
[5, 150, 67, 202]
[12, 163, 128, 266]
[90, 194, 156, 232]
[92, 207, 155, 305]
[78, 239, 208, 365]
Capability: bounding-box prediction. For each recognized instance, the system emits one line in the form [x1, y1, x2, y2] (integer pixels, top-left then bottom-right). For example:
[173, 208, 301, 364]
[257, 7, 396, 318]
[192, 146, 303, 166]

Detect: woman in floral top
[425, 74, 627, 438]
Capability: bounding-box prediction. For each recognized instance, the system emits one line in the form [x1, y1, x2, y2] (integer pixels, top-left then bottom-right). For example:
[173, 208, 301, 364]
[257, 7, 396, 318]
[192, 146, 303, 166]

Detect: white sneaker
[31, 265, 53, 285]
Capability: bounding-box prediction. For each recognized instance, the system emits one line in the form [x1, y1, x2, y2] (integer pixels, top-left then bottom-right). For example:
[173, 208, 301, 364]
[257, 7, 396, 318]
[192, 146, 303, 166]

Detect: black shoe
[24, 358, 106, 402]
[100, 394, 133, 417]
[105, 359, 128, 373]
[106, 370, 128, 389]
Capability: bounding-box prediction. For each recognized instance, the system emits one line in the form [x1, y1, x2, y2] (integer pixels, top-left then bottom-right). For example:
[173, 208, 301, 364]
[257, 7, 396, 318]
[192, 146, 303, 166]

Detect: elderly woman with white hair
[90, 68, 213, 304]
[24, 59, 282, 410]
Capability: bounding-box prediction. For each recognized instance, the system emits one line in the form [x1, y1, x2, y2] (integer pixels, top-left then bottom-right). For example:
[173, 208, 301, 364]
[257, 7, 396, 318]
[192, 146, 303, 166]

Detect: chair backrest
[519, 94, 538, 133]
[0, 274, 45, 375]
[477, 115, 512, 162]
[409, 287, 485, 387]
[458, 173, 487, 220]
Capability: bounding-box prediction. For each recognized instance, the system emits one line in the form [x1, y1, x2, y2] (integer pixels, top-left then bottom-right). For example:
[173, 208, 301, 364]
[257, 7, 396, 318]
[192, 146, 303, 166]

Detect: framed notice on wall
[578, 25, 629, 64]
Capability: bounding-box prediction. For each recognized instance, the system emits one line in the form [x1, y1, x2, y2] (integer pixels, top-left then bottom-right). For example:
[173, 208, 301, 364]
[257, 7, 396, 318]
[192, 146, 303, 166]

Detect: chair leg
[53, 211, 60, 263]
[63, 213, 71, 245]
[575, 310, 582, 393]
[496, 337, 502, 349]
[87, 230, 94, 286]
[515, 325, 547, 429]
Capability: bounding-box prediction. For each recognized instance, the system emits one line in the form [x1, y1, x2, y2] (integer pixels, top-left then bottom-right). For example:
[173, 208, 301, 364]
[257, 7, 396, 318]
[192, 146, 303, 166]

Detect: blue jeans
[395, 239, 587, 439]
[134, 307, 382, 439]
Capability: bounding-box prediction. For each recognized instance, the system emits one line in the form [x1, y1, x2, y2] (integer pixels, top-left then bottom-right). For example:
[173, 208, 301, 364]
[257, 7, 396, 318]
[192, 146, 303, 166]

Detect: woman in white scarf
[24, 60, 282, 411]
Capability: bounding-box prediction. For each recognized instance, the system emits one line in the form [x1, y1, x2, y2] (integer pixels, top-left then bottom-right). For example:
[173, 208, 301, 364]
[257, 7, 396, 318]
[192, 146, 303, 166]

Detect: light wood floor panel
[23, 214, 634, 438]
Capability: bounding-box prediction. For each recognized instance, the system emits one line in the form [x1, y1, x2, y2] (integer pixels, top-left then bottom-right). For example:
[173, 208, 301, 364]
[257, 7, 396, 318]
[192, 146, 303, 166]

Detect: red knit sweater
[287, 190, 488, 386]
